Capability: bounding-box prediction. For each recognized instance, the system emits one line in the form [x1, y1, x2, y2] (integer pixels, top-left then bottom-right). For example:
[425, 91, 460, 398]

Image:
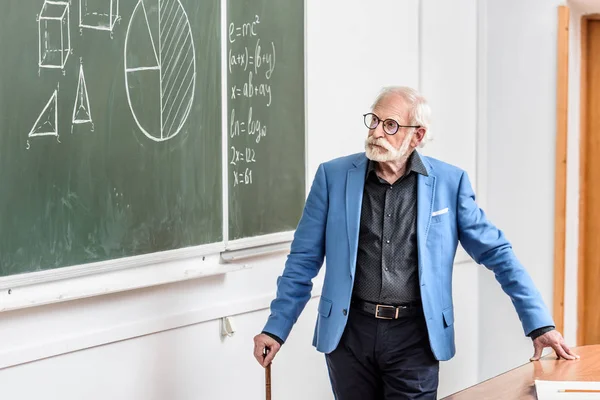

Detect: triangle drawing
[142, 0, 160, 53]
[125, 0, 160, 71]
[29, 86, 58, 137]
[72, 63, 92, 124]
[141, 0, 159, 65]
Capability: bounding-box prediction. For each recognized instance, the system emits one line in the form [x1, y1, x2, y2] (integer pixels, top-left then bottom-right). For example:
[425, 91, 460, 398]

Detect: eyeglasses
[363, 113, 421, 135]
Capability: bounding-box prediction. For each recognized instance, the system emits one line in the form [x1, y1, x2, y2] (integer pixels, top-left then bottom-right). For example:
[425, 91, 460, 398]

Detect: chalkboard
[0, 0, 222, 277]
[226, 0, 305, 240]
[0, 0, 305, 278]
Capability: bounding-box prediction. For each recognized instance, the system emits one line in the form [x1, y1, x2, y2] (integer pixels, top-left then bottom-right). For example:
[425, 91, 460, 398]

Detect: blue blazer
[263, 152, 554, 361]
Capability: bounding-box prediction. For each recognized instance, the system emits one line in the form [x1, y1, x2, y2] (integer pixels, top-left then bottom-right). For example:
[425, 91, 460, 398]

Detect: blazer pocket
[431, 211, 450, 224]
[442, 307, 454, 328]
[318, 296, 332, 318]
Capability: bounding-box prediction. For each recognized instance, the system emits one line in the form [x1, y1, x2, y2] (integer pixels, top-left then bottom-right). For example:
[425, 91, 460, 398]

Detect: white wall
[479, 0, 566, 381]
[0, 1, 486, 399]
[0, 282, 327, 400]
[477, 0, 600, 383]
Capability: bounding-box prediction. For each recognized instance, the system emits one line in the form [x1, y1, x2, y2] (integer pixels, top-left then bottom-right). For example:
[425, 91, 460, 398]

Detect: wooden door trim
[577, 12, 587, 349]
[553, 5, 569, 335]
[577, 13, 600, 345]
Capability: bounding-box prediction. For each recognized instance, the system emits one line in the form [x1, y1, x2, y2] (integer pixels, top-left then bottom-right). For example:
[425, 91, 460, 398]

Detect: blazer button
[342, 309, 347, 316]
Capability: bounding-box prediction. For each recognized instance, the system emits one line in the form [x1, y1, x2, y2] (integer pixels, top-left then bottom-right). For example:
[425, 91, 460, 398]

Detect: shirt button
[342, 309, 347, 316]
[386, 239, 390, 244]
[387, 213, 391, 217]
[384, 267, 389, 271]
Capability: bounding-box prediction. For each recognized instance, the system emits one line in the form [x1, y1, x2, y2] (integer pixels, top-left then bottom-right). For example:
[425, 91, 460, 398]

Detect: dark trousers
[325, 307, 439, 400]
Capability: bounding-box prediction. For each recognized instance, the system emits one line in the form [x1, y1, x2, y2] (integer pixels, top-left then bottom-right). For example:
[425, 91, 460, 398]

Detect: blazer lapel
[417, 169, 436, 281]
[346, 155, 368, 276]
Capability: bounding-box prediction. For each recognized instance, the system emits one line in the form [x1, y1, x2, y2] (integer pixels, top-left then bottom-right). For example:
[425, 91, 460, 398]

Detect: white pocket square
[431, 208, 448, 217]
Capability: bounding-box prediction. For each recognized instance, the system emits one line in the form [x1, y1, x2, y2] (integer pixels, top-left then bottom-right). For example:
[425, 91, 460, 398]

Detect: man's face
[364, 94, 422, 162]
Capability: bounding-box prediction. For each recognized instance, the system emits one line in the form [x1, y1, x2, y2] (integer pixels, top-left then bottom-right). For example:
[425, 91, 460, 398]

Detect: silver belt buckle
[375, 304, 398, 319]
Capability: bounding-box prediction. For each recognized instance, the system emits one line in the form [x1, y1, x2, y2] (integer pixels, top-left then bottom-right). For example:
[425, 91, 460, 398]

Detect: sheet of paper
[535, 380, 600, 399]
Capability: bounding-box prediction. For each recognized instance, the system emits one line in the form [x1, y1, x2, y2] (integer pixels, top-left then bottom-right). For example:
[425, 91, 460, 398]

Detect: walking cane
[263, 347, 271, 400]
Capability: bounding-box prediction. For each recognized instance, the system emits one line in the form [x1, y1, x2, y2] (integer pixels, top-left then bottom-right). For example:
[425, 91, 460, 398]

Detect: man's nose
[372, 124, 386, 139]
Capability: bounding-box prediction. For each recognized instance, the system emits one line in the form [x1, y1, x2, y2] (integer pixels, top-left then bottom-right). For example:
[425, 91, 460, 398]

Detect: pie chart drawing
[124, 0, 196, 142]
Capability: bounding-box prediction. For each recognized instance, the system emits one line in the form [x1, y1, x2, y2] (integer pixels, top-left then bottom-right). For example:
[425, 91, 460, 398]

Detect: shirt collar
[366, 150, 429, 178]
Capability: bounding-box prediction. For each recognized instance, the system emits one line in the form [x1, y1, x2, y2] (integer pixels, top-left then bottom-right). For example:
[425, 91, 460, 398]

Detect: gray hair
[371, 86, 432, 147]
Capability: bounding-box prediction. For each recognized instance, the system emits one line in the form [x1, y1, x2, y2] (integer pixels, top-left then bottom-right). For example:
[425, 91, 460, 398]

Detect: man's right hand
[253, 333, 281, 367]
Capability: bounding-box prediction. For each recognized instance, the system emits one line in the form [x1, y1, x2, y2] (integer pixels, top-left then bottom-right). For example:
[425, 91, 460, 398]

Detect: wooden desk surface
[442, 345, 600, 400]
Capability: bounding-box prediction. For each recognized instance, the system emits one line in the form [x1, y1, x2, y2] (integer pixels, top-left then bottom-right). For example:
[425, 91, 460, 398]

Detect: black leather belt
[351, 298, 422, 319]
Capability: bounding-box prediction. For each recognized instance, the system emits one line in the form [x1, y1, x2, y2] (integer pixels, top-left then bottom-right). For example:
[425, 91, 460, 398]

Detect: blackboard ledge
[225, 231, 294, 251]
[0, 242, 227, 291]
[0, 230, 300, 312]
[0, 243, 250, 313]
[221, 241, 291, 262]
[222, 231, 294, 261]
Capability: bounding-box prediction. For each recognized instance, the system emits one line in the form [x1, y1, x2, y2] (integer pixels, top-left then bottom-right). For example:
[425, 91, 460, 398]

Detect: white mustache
[367, 137, 394, 151]
[365, 132, 413, 162]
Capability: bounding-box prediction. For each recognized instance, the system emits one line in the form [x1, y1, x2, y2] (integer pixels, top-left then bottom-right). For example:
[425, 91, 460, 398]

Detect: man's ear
[412, 127, 426, 147]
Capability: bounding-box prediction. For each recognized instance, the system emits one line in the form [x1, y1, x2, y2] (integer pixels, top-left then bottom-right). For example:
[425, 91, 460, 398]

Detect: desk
[442, 345, 600, 399]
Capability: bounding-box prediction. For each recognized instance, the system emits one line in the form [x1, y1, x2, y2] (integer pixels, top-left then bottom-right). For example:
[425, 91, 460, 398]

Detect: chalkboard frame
[0, 0, 307, 309]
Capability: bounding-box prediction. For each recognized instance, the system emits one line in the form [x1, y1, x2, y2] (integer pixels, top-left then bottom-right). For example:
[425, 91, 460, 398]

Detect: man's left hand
[530, 330, 579, 361]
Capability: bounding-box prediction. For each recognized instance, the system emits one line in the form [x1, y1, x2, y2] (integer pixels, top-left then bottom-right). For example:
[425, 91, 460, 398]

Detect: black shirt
[352, 151, 428, 305]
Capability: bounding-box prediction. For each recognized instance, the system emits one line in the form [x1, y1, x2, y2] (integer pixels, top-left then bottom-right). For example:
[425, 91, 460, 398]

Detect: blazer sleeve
[456, 171, 555, 336]
[262, 163, 329, 342]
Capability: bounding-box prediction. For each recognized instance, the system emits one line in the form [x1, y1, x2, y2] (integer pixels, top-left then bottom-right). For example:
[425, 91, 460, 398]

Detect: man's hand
[253, 333, 281, 367]
[530, 330, 579, 361]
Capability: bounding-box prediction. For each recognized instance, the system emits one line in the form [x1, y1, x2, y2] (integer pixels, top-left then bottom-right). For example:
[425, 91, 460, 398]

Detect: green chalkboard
[227, 0, 305, 240]
[0, 0, 306, 278]
[0, 0, 222, 277]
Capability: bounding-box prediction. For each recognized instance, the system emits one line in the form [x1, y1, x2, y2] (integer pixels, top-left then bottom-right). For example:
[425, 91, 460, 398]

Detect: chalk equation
[230, 146, 257, 166]
[228, 15, 260, 43]
[228, 39, 276, 79]
[230, 73, 272, 106]
[229, 13, 277, 188]
[232, 168, 253, 187]
[229, 107, 267, 144]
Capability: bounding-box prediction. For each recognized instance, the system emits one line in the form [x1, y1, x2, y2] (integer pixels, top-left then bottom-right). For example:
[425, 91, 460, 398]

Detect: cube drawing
[38, 0, 71, 69]
[79, 0, 119, 32]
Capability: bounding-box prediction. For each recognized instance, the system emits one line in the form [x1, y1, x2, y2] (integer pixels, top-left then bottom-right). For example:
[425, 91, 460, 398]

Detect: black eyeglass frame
[363, 113, 421, 135]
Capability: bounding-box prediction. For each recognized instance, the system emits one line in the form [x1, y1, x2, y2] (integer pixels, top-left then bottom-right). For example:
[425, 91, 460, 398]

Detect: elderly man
[253, 86, 577, 399]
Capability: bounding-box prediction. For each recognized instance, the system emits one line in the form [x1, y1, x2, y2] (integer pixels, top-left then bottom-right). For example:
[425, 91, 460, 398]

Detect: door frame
[552, 5, 570, 336]
[576, 13, 600, 346]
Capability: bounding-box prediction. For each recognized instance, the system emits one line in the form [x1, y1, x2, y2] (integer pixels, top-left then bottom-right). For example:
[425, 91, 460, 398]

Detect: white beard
[364, 132, 413, 162]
